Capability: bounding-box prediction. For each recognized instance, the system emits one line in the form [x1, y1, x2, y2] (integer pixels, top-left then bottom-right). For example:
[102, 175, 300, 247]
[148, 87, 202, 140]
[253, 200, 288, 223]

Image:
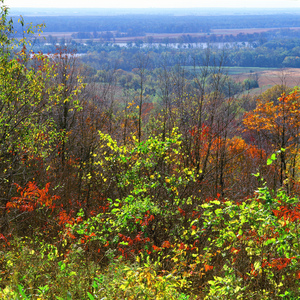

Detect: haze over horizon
[5, 0, 300, 8]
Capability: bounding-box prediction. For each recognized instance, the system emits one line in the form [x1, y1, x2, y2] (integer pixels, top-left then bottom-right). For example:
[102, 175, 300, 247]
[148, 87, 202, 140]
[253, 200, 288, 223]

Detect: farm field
[188, 66, 300, 95]
[36, 26, 300, 43]
[224, 66, 275, 75]
[187, 66, 275, 75]
[210, 27, 300, 35]
[232, 67, 300, 94]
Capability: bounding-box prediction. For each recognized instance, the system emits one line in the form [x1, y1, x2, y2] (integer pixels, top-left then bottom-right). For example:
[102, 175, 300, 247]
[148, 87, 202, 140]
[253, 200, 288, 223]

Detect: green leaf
[87, 292, 95, 300]
[18, 285, 29, 299]
[264, 238, 276, 246]
[267, 153, 278, 165]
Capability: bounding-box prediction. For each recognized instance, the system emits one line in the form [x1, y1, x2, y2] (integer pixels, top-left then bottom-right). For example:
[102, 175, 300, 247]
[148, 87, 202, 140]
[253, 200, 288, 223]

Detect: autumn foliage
[2, 3, 300, 299]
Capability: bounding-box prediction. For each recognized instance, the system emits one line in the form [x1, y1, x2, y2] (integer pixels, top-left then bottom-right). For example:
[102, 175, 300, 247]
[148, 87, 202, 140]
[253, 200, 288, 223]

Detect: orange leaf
[205, 264, 213, 272]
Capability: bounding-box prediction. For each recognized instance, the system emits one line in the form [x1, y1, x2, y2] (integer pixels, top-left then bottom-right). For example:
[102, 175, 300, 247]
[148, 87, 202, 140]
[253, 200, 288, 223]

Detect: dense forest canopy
[2, 1, 300, 298]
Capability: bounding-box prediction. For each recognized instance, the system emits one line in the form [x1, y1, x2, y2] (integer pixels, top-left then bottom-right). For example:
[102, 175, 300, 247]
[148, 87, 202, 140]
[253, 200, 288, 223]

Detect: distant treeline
[12, 14, 300, 36]
[66, 27, 300, 44]
[30, 37, 300, 70]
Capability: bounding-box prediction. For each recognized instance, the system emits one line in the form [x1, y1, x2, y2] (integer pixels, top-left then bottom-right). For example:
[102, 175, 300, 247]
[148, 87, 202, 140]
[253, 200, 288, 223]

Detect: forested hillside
[2, 2, 300, 299]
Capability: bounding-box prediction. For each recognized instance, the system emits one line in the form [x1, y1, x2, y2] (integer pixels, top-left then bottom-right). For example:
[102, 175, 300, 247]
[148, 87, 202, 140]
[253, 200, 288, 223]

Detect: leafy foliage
[2, 1, 300, 298]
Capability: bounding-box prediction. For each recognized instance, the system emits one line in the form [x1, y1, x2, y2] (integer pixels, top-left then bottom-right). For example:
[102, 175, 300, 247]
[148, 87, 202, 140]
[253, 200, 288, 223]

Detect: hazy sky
[4, 0, 300, 8]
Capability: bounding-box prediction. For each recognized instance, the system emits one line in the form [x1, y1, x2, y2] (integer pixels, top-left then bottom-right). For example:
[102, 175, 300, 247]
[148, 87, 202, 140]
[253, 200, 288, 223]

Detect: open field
[188, 66, 300, 95]
[211, 27, 300, 35]
[186, 66, 275, 75]
[37, 31, 74, 38]
[225, 67, 272, 75]
[232, 68, 300, 93]
[36, 27, 300, 43]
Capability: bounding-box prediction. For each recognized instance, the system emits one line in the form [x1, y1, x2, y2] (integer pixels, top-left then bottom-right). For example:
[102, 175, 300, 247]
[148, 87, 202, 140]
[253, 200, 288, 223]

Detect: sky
[4, 0, 300, 8]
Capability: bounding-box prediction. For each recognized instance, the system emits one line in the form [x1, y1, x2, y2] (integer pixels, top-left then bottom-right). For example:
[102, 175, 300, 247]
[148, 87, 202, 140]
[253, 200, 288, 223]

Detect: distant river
[112, 42, 250, 49]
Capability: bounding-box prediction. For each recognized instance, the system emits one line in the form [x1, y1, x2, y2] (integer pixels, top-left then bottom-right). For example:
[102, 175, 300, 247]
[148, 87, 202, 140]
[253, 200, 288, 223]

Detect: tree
[0, 3, 56, 232]
[48, 47, 84, 166]
[155, 54, 176, 141]
[177, 49, 241, 199]
[133, 52, 150, 143]
[0, 3, 84, 233]
[243, 90, 300, 191]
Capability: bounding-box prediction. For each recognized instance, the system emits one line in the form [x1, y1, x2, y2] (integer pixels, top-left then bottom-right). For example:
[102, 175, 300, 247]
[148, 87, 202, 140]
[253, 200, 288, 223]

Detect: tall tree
[0, 3, 57, 232]
[244, 90, 300, 191]
[133, 52, 150, 143]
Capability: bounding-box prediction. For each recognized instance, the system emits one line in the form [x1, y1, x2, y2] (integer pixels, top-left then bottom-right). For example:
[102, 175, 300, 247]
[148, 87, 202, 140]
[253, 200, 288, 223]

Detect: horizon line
[8, 6, 300, 9]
